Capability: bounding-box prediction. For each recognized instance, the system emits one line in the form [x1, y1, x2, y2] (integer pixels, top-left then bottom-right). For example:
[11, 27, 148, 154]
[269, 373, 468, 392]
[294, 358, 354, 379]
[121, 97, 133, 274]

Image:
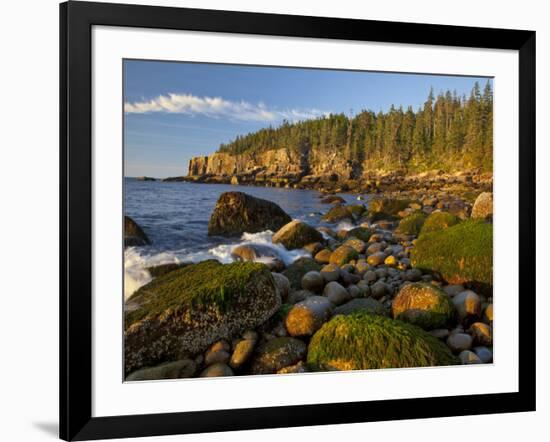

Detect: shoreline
[124, 185, 494, 379]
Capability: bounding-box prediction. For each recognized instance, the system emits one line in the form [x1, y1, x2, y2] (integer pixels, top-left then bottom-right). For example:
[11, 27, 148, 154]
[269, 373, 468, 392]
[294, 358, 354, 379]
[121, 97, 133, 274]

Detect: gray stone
[301, 271, 325, 293]
[323, 281, 351, 305]
[200, 363, 234, 377]
[126, 359, 196, 381]
[446, 333, 473, 353]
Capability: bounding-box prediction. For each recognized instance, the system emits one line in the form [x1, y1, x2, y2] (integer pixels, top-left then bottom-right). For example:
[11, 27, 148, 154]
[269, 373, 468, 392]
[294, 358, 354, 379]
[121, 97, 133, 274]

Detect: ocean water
[124, 178, 362, 300]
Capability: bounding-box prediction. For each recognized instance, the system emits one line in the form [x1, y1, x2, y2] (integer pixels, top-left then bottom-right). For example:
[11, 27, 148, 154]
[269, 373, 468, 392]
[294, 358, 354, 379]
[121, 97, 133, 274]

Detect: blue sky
[124, 60, 491, 178]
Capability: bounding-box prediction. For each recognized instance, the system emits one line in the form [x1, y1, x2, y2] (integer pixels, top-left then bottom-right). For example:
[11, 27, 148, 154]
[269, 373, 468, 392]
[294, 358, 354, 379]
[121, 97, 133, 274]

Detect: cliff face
[185, 147, 492, 194]
[187, 146, 355, 184]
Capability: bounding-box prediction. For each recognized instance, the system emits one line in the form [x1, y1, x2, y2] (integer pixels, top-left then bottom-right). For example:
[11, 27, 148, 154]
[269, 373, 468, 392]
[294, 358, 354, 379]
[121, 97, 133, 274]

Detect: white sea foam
[335, 220, 355, 232]
[123, 229, 311, 300]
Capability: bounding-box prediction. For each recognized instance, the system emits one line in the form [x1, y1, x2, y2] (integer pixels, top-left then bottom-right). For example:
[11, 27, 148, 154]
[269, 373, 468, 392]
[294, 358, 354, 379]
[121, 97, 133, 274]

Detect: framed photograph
[60, 1, 536, 440]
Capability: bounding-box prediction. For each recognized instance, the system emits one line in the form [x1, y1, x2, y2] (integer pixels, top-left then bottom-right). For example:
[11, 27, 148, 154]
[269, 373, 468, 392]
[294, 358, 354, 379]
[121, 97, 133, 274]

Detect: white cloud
[124, 93, 328, 122]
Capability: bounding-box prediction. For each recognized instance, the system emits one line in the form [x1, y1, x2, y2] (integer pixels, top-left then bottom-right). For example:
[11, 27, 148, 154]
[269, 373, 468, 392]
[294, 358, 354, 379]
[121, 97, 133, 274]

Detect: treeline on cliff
[217, 82, 493, 172]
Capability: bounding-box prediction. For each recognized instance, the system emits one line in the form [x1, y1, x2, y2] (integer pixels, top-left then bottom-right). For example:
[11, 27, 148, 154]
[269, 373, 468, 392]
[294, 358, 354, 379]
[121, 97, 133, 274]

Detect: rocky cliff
[187, 146, 356, 185]
[184, 147, 492, 195]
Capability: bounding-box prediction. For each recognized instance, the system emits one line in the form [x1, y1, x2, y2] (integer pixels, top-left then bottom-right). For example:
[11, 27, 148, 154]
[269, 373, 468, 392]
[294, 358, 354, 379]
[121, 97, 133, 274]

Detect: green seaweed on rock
[307, 313, 458, 371]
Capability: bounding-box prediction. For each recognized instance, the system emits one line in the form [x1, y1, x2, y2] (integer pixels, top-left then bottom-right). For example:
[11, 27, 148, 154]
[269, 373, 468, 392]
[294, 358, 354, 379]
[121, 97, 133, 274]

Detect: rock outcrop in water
[208, 191, 291, 237]
[124, 215, 150, 247]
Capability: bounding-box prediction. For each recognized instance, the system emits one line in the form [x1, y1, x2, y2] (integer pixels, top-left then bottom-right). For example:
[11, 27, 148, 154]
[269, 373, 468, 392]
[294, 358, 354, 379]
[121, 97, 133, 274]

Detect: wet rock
[285, 296, 333, 336]
[459, 350, 482, 364]
[124, 215, 151, 247]
[452, 290, 482, 324]
[320, 264, 341, 283]
[208, 192, 291, 236]
[473, 346, 493, 363]
[200, 363, 234, 377]
[277, 360, 308, 374]
[323, 281, 351, 305]
[446, 333, 473, 353]
[250, 337, 307, 375]
[367, 252, 386, 266]
[469, 322, 493, 345]
[282, 257, 321, 289]
[363, 270, 378, 283]
[232, 244, 285, 271]
[124, 260, 280, 375]
[272, 220, 324, 250]
[314, 248, 332, 264]
[126, 359, 196, 381]
[272, 272, 290, 301]
[229, 337, 256, 369]
[370, 281, 388, 299]
[301, 271, 325, 293]
[343, 238, 367, 254]
[392, 282, 455, 330]
[329, 245, 359, 266]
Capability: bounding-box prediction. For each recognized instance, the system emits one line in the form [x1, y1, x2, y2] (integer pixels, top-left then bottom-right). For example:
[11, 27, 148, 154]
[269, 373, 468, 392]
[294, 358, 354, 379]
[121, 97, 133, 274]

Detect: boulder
[329, 245, 359, 266]
[301, 271, 325, 293]
[272, 220, 324, 250]
[314, 248, 332, 264]
[124, 260, 281, 375]
[320, 264, 341, 283]
[420, 211, 461, 235]
[250, 337, 307, 375]
[452, 290, 482, 323]
[343, 238, 367, 254]
[231, 244, 285, 271]
[323, 281, 351, 305]
[229, 335, 257, 369]
[473, 346, 493, 363]
[367, 198, 411, 219]
[208, 192, 291, 236]
[366, 252, 386, 266]
[344, 227, 374, 242]
[333, 298, 387, 317]
[126, 359, 196, 381]
[396, 212, 427, 236]
[124, 215, 151, 247]
[411, 220, 493, 294]
[392, 282, 455, 330]
[282, 257, 321, 289]
[307, 313, 458, 371]
[469, 322, 493, 345]
[446, 333, 473, 353]
[200, 363, 234, 377]
[321, 205, 352, 223]
[471, 192, 493, 220]
[285, 296, 333, 337]
[459, 350, 482, 364]
[271, 272, 290, 301]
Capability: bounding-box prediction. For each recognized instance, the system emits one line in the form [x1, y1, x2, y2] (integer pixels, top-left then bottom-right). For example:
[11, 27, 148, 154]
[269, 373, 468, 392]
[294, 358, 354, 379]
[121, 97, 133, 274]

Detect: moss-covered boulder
[250, 337, 307, 374]
[396, 212, 427, 236]
[420, 211, 461, 235]
[124, 260, 281, 375]
[272, 220, 324, 250]
[146, 262, 189, 278]
[321, 205, 354, 223]
[307, 313, 458, 371]
[125, 215, 151, 247]
[333, 298, 388, 317]
[329, 245, 359, 266]
[208, 192, 291, 236]
[392, 282, 455, 330]
[282, 257, 322, 289]
[411, 220, 493, 294]
[367, 198, 411, 220]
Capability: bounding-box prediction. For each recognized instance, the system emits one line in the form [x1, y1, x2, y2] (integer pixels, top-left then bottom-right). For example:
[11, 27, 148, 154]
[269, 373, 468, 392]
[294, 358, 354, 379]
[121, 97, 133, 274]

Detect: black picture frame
[60, 1, 536, 440]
